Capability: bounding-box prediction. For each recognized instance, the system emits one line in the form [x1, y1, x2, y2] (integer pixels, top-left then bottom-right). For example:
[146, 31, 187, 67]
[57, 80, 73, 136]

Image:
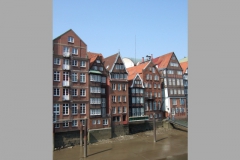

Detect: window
[122, 96, 126, 102]
[53, 104, 60, 115]
[63, 121, 69, 127]
[124, 74, 127, 79]
[155, 114, 157, 118]
[54, 71, 60, 81]
[63, 47, 70, 53]
[63, 88, 69, 96]
[158, 92, 161, 97]
[63, 72, 69, 81]
[115, 64, 119, 69]
[118, 84, 121, 91]
[155, 93, 157, 98]
[150, 115, 153, 118]
[101, 77, 106, 83]
[63, 104, 69, 115]
[72, 60, 78, 66]
[149, 84, 152, 88]
[176, 108, 178, 113]
[123, 106, 127, 113]
[158, 102, 161, 110]
[171, 108, 175, 114]
[159, 113, 162, 118]
[152, 68, 155, 73]
[112, 84, 116, 90]
[164, 78, 167, 85]
[180, 98, 185, 105]
[149, 102, 152, 110]
[54, 124, 60, 128]
[68, 36, 74, 43]
[112, 107, 116, 114]
[168, 79, 172, 85]
[113, 116, 121, 122]
[167, 70, 174, 74]
[171, 56, 176, 60]
[96, 60, 100, 63]
[97, 120, 101, 124]
[178, 89, 181, 94]
[80, 61, 86, 67]
[80, 120, 85, 126]
[177, 79, 180, 85]
[99, 66, 103, 71]
[80, 73, 86, 82]
[72, 73, 78, 82]
[154, 84, 157, 88]
[177, 71, 182, 75]
[172, 99, 177, 105]
[163, 70, 166, 75]
[174, 89, 177, 94]
[101, 88, 105, 94]
[181, 79, 183, 86]
[146, 74, 149, 80]
[72, 89, 77, 96]
[101, 98, 106, 108]
[118, 96, 121, 102]
[90, 74, 101, 82]
[72, 120, 78, 127]
[153, 102, 157, 110]
[118, 107, 121, 113]
[145, 82, 148, 88]
[80, 103, 86, 114]
[132, 97, 135, 103]
[92, 66, 97, 70]
[149, 67, 152, 71]
[90, 87, 101, 93]
[172, 79, 176, 85]
[182, 89, 184, 95]
[149, 75, 152, 80]
[103, 119, 108, 125]
[54, 58, 60, 65]
[145, 102, 148, 111]
[92, 120, 96, 125]
[72, 104, 77, 115]
[53, 88, 60, 96]
[121, 84, 126, 91]
[72, 48, 78, 55]
[90, 98, 101, 104]
[158, 84, 161, 89]
[170, 89, 173, 95]
[90, 109, 101, 115]
[112, 96, 116, 102]
[80, 89, 86, 96]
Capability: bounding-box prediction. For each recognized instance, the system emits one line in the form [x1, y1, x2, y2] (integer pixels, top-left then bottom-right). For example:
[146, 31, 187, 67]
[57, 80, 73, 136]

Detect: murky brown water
[53, 128, 187, 160]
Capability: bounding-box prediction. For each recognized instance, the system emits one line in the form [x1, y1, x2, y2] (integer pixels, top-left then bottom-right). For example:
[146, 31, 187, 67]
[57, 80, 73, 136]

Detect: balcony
[63, 52, 70, 57]
[62, 81, 70, 87]
[63, 64, 70, 70]
[62, 95, 70, 101]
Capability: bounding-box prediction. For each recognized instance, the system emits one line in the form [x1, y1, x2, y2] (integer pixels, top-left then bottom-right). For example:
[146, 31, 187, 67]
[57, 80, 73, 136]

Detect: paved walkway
[53, 128, 188, 160]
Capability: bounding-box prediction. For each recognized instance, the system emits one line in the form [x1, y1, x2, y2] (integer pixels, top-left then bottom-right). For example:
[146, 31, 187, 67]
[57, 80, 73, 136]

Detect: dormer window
[96, 60, 100, 63]
[68, 36, 74, 43]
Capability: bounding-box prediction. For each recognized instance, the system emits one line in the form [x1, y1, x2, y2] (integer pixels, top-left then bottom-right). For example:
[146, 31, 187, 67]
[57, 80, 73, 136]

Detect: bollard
[153, 113, 156, 143]
[80, 125, 83, 146]
[84, 119, 88, 158]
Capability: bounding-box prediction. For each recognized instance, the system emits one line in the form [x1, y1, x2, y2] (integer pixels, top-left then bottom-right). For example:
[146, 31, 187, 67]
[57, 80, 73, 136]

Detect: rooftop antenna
[135, 35, 136, 64]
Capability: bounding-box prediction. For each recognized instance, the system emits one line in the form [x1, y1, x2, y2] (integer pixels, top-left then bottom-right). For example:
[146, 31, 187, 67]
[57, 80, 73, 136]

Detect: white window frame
[72, 89, 78, 96]
[72, 48, 78, 55]
[54, 124, 60, 128]
[118, 84, 121, 91]
[72, 60, 78, 66]
[112, 84, 116, 90]
[172, 99, 177, 105]
[123, 106, 127, 113]
[54, 58, 60, 65]
[72, 120, 78, 127]
[80, 103, 86, 114]
[72, 104, 77, 115]
[68, 36, 74, 43]
[54, 71, 60, 81]
[63, 121, 69, 127]
[92, 120, 96, 125]
[101, 77, 106, 83]
[80, 73, 86, 83]
[63, 104, 69, 115]
[80, 89, 86, 96]
[112, 96, 116, 102]
[53, 88, 60, 96]
[80, 120, 85, 126]
[97, 120, 101, 124]
[118, 107, 121, 113]
[53, 104, 60, 115]
[80, 61, 86, 67]
[118, 96, 121, 102]
[103, 119, 108, 125]
[112, 107, 116, 114]
[72, 73, 78, 82]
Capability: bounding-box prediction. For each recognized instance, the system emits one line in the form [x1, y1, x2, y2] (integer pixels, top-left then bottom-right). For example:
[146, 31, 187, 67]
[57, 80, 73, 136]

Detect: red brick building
[127, 57, 163, 122]
[152, 52, 187, 120]
[53, 29, 89, 133]
[103, 53, 129, 125]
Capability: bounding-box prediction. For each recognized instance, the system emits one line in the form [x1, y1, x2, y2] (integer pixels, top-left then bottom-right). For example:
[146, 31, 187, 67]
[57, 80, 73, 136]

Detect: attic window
[96, 60, 100, 63]
[68, 36, 74, 43]
[171, 56, 176, 60]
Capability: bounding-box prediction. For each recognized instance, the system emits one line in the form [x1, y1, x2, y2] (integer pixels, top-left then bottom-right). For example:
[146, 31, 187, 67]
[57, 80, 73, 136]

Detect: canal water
[53, 128, 187, 160]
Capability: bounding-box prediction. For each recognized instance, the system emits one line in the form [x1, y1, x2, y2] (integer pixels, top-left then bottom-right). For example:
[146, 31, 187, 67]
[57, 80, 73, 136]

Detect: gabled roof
[103, 53, 119, 71]
[152, 52, 174, 69]
[180, 61, 188, 73]
[126, 61, 150, 81]
[53, 29, 87, 46]
[87, 52, 103, 66]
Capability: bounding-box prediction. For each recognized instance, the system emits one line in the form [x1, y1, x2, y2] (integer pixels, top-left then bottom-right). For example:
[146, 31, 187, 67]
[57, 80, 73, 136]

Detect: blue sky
[53, 0, 187, 60]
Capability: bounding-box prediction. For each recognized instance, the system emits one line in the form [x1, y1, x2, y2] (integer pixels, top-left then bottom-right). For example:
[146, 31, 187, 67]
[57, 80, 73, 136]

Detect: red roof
[152, 52, 174, 69]
[87, 52, 103, 66]
[180, 61, 188, 73]
[126, 61, 149, 81]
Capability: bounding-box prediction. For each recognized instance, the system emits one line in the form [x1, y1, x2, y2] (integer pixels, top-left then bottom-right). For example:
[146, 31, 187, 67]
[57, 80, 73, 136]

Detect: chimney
[142, 57, 144, 62]
[151, 54, 153, 59]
